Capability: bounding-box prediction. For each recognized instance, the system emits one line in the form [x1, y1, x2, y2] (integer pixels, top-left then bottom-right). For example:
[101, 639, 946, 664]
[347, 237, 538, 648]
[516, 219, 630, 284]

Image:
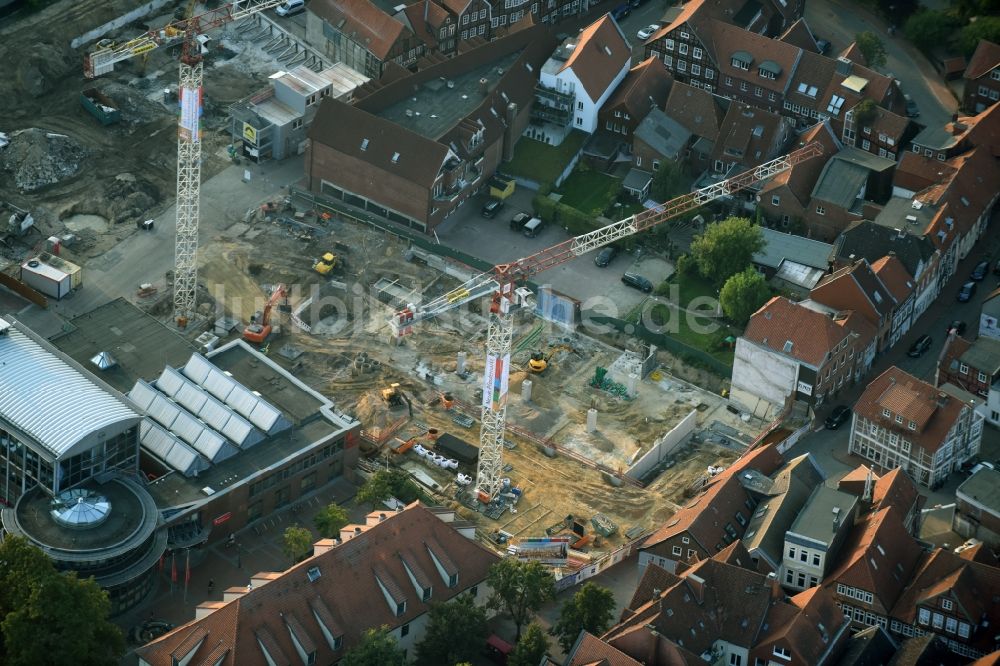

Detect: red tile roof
[602, 57, 673, 122]
[706, 19, 803, 94]
[711, 102, 790, 168]
[811, 259, 895, 323]
[895, 151, 958, 194]
[136, 503, 499, 666]
[964, 39, 1000, 80]
[662, 81, 727, 141]
[870, 467, 921, 518]
[852, 367, 968, 454]
[777, 18, 819, 51]
[823, 506, 923, 615]
[760, 121, 840, 204]
[755, 585, 849, 664]
[567, 632, 645, 666]
[559, 15, 631, 102]
[870, 255, 915, 303]
[310, 0, 411, 60]
[743, 296, 855, 367]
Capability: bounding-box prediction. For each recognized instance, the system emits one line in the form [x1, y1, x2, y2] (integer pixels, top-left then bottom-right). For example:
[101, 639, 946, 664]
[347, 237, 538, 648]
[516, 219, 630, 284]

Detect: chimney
[937, 391, 949, 408]
[686, 573, 706, 603]
[832, 506, 841, 528]
[379, 512, 387, 522]
[313, 538, 338, 557]
[863, 468, 873, 503]
[952, 122, 967, 135]
[479, 77, 489, 95]
[502, 102, 518, 161]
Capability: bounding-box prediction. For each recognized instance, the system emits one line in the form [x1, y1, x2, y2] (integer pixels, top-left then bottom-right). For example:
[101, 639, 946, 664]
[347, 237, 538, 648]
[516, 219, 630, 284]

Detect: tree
[510, 623, 550, 666]
[689, 216, 764, 286]
[649, 160, 685, 201]
[958, 17, 1000, 56]
[414, 594, 488, 666]
[719, 267, 772, 325]
[904, 10, 960, 51]
[855, 31, 887, 69]
[852, 99, 878, 127]
[0, 536, 125, 666]
[313, 502, 350, 539]
[486, 559, 555, 641]
[341, 627, 406, 666]
[551, 582, 617, 653]
[282, 525, 314, 564]
[356, 469, 420, 508]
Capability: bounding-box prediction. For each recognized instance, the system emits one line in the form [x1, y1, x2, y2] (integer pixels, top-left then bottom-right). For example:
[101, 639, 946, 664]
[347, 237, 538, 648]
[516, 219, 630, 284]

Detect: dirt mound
[0, 128, 89, 192]
[11, 41, 78, 101]
[103, 172, 161, 224]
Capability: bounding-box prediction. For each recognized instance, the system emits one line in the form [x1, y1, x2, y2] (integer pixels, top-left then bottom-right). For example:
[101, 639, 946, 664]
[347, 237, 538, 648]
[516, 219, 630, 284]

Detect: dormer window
[758, 60, 780, 80]
[731, 51, 752, 71]
[449, 573, 458, 587]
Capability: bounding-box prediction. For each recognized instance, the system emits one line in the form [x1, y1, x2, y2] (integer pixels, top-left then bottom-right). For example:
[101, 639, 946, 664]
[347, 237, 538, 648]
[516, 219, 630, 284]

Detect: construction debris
[0, 129, 89, 192]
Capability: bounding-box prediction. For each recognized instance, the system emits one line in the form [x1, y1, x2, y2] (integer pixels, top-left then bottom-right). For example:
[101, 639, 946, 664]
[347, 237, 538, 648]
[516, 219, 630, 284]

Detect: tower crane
[84, 1, 286, 327]
[391, 142, 824, 505]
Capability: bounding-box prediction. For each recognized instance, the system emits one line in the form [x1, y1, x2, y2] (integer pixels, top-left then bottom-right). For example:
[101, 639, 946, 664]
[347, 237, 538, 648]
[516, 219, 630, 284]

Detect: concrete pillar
[457, 352, 466, 375]
[586, 408, 598, 432]
[521, 379, 532, 402]
[626, 373, 639, 397]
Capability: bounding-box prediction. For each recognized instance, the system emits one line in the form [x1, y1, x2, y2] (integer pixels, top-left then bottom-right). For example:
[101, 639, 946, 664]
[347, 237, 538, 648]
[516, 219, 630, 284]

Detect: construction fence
[0, 271, 47, 308]
[586, 314, 731, 377]
[554, 533, 646, 593]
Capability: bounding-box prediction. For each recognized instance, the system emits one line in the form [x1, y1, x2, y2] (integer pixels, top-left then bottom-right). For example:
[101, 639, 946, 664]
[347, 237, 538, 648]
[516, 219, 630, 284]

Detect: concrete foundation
[586, 408, 597, 432]
[457, 352, 466, 375]
[521, 379, 532, 402]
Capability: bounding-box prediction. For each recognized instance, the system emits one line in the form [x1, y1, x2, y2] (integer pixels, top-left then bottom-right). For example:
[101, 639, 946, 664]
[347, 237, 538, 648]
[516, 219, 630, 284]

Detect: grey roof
[956, 467, 1000, 514]
[912, 124, 959, 151]
[755, 228, 833, 270]
[633, 108, 693, 160]
[788, 485, 857, 546]
[773, 260, 826, 290]
[622, 168, 653, 192]
[833, 147, 897, 173]
[743, 454, 825, 570]
[0, 317, 139, 460]
[834, 221, 936, 278]
[959, 337, 1000, 375]
[811, 157, 869, 209]
[873, 195, 936, 234]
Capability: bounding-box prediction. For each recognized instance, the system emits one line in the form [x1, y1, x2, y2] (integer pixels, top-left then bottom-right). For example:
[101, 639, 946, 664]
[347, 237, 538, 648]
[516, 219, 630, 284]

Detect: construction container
[435, 432, 478, 464]
[80, 88, 121, 125]
[21, 259, 72, 299]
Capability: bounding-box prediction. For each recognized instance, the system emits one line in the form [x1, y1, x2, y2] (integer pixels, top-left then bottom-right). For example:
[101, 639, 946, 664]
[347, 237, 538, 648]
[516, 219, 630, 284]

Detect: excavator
[380, 383, 413, 416]
[527, 344, 574, 374]
[243, 283, 288, 345]
[313, 252, 337, 275]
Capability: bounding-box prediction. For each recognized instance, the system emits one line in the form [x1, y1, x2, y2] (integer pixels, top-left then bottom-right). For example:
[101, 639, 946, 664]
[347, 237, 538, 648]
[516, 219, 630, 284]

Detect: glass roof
[50, 488, 111, 529]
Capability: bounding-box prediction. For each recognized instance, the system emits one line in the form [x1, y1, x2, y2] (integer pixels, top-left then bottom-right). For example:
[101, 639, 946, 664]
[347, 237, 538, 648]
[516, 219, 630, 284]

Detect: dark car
[481, 198, 505, 218]
[816, 38, 831, 55]
[946, 320, 967, 336]
[825, 405, 851, 430]
[957, 281, 976, 302]
[611, 2, 630, 19]
[594, 246, 618, 267]
[907, 334, 933, 357]
[903, 94, 920, 118]
[970, 260, 990, 281]
[509, 211, 532, 231]
[621, 272, 653, 292]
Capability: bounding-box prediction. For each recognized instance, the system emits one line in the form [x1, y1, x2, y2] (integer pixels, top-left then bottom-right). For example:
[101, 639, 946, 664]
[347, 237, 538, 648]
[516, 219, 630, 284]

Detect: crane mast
[84, 1, 285, 326]
[393, 141, 824, 505]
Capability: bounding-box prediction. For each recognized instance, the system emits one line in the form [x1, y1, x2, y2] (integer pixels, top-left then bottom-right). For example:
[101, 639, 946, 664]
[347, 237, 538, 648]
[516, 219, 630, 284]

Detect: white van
[275, 0, 305, 16]
[522, 217, 544, 238]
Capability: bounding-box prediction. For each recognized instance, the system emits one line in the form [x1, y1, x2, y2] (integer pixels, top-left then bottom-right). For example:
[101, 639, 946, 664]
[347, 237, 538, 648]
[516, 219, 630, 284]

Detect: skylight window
[360, 138, 369, 150]
[391, 152, 400, 163]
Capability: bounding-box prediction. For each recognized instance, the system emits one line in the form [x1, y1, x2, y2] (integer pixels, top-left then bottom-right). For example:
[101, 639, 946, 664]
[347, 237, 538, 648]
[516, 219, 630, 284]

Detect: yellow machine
[313, 252, 336, 275]
[381, 383, 413, 416]
[528, 352, 549, 373]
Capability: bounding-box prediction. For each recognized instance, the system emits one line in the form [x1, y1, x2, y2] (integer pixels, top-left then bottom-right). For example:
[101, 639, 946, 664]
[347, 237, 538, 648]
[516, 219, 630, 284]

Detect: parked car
[522, 216, 544, 237]
[275, 0, 305, 16]
[904, 94, 920, 118]
[825, 405, 851, 430]
[621, 272, 653, 292]
[816, 38, 831, 55]
[970, 260, 990, 281]
[946, 320, 967, 336]
[957, 281, 977, 302]
[612, 2, 631, 19]
[636, 24, 660, 40]
[594, 246, 618, 267]
[481, 198, 505, 218]
[907, 334, 933, 357]
[509, 211, 532, 231]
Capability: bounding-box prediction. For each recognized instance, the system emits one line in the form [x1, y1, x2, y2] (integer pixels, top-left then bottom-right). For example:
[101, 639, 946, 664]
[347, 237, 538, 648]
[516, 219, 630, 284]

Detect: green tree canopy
[341, 627, 406, 666]
[959, 18, 1000, 55]
[313, 502, 350, 539]
[356, 469, 420, 508]
[719, 267, 772, 325]
[649, 160, 686, 201]
[551, 582, 617, 653]
[486, 559, 555, 640]
[509, 623, 550, 666]
[852, 99, 879, 127]
[414, 594, 489, 666]
[855, 31, 888, 68]
[0, 536, 125, 666]
[689, 216, 764, 286]
[903, 10, 961, 51]
[282, 525, 314, 564]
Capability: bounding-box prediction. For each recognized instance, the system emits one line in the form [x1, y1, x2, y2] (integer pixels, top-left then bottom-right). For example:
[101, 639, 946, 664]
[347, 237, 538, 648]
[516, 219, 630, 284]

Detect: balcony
[533, 84, 574, 125]
[531, 102, 573, 126]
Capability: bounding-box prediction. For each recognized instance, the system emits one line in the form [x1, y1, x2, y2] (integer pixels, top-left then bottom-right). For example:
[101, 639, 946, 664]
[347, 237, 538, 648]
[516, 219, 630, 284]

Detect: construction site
[0, 0, 770, 566]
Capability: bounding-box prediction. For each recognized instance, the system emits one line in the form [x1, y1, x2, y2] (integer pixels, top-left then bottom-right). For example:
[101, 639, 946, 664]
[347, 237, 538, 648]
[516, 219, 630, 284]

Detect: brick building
[962, 40, 1000, 113]
[810, 259, 896, 352]
[937, 335, 1000, 399]
[597, 56, 673, 147]
[305, 26, 557, 233]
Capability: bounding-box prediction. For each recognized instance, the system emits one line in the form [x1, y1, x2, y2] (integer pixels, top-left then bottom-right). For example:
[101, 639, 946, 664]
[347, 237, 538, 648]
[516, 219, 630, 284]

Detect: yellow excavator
[527, 344, 575, 374]
[313, 252, 336, 275]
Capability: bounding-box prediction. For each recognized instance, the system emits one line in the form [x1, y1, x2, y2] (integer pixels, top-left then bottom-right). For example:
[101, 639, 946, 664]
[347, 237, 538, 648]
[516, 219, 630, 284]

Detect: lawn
[657, 271, 719, 309]
[502, 130, 588, 185]
[648, 302, 736, 366]
[556, 170, 622, 217]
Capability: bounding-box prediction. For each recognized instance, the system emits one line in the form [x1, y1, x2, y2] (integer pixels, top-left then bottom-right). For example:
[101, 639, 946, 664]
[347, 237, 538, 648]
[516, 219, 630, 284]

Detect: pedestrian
[207, 578, 215, 593]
